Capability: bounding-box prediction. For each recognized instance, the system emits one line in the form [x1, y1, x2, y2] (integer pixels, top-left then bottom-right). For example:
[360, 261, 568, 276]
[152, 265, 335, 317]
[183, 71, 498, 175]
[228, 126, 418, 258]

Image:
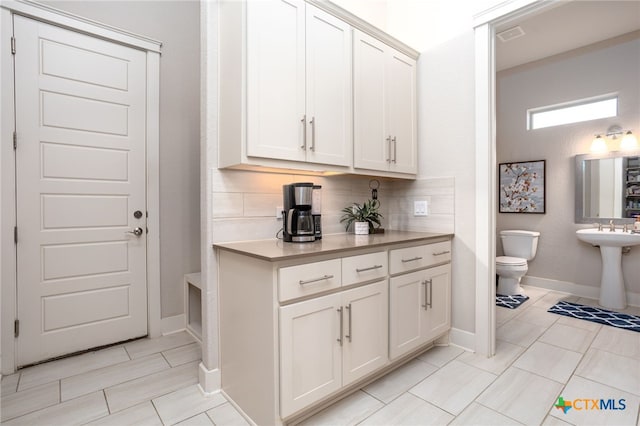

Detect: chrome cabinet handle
[386, 136, 391, 163]
[301, 115, 307, 149]
[401, 256, 423, 263]
[310, 117, 315, 151]
[433, 250, 450, 256]
[125, 227, 143, 237]
[392, 136, 397, 163]
[421, 280, 427, 309]
[427, 278, 433, 309]
[345, 303, 352, 342]
[337, 307, 343, 346]
[355, 264, 383, 273]
[298, 274, 334, 285]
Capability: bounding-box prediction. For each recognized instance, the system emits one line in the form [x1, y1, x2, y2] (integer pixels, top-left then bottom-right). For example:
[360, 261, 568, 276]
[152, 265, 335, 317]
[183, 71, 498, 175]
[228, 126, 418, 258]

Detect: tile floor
[1, 285, 639, 425]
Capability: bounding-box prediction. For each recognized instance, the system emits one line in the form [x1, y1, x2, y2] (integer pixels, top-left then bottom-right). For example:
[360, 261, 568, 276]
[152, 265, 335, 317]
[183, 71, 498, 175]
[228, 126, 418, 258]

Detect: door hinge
[14, 226, 17, 243]
[14, 319, 19, 338]
[11, 36, 16, 55]
[13, 131, 17, 150]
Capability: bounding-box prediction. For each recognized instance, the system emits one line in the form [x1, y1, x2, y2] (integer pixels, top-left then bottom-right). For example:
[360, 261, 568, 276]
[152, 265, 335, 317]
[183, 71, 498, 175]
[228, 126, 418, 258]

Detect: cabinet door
[280, 293, 342, 417]
[353, 30, 389, 172]
[389, 270, 427, 360]
[247, 0, 306, 162]
[422, 264, 451, 342]
[305, 5, 352, 166]
[342, 281, 389, 385]
[387, 50, 417, 174]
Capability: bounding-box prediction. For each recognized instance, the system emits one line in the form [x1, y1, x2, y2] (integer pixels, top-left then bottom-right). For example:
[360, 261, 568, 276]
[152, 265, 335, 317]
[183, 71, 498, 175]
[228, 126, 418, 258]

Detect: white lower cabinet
[389, 263, 451, 360]
[217, 237, 450, 425]
[280, 280, 388, 417]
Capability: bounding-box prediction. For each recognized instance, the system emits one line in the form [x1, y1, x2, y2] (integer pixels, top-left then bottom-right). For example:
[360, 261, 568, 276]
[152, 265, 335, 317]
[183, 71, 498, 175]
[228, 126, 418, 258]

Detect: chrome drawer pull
[345, 303, 352, 342]
[337, 307, 343, 346]
[298, 274, 334, 285]
[433, 250, 450, 256]
[310, 116, 315, 151]
[401, 256, 423, 263]
[386, 136, 391, 163]
[391, 136, 397, 163]
[356, 264, 383, 273]
[300, 115, 307, 149]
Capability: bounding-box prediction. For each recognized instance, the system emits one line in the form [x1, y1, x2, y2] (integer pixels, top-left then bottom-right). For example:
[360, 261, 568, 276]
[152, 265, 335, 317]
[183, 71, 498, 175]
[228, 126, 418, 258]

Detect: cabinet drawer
[279, 259, 342, 302]
[389, 241, 451, 274]
[342, 251, 388, 286]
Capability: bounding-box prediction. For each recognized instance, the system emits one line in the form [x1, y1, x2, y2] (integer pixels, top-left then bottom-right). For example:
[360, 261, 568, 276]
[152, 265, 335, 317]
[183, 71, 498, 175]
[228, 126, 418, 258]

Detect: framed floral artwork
[499, 160, 546, 213]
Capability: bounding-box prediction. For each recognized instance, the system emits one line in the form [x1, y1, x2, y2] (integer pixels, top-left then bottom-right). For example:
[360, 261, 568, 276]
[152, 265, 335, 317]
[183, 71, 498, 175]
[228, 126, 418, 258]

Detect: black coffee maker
[283, 183, 315, 242]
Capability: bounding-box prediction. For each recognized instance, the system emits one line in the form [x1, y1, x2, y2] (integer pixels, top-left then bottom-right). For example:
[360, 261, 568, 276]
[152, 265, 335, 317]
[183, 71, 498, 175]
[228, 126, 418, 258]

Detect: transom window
[527, 95, 618, 130]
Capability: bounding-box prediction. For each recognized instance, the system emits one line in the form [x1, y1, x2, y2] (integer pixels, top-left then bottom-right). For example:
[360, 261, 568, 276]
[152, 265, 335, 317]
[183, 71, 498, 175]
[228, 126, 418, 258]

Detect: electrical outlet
[414, 200, 428, 216]
[276, 206, 283, 219]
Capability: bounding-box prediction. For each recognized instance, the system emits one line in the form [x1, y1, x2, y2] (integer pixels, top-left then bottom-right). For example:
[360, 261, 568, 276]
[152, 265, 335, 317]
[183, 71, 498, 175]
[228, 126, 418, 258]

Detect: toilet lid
[496, 256, 527, 266]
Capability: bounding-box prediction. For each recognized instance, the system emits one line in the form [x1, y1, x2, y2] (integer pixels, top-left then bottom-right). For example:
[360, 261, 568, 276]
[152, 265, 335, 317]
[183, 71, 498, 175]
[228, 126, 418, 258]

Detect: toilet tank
[500, 230, 540, 260]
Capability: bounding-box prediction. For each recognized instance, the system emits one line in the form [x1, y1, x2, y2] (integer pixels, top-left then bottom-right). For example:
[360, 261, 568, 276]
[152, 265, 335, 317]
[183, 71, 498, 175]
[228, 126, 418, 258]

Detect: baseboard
[161, 313, 186, 335]
[198, 362, 221, 395]
[448, 327, 475, 352]
[221, 390, 257, 426]
[522, 276, 640, 307]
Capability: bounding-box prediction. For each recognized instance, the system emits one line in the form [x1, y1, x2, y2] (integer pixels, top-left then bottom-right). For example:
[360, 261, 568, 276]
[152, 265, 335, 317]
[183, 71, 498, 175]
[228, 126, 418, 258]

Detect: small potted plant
[340, 199, 383, 235]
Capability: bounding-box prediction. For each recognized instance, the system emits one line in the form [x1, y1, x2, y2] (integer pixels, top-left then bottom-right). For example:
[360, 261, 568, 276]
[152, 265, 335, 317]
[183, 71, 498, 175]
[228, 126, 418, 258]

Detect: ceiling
[495, 0, 640, 71]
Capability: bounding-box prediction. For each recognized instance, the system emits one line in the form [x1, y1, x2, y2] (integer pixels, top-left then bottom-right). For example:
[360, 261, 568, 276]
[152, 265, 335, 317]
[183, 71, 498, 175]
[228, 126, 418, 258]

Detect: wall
[41, 0, 202, 319]
[497, 33, 640, 300]
[330, 0, 388, 33]
[332, 0, 498, 51]
[209, 171, 454, 244]
[415, 35, 478, 336]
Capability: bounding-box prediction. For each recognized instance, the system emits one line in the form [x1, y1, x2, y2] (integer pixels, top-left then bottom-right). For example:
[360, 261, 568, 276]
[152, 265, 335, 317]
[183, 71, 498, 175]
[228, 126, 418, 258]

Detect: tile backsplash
[210, 169, 454, 243]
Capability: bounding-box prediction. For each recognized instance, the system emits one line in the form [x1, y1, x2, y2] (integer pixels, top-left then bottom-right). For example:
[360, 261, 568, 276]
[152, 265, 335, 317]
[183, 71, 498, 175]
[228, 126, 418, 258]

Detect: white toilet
[496, 230, 540, 295]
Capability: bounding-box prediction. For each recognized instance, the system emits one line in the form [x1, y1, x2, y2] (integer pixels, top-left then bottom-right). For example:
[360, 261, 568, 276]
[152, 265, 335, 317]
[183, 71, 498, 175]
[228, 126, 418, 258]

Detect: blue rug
[496, 294, 529, 309]
[548, 301, 640, 333]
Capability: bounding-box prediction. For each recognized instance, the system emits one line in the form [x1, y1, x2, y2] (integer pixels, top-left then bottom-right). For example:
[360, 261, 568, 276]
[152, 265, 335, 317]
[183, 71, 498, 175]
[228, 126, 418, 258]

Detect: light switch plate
[414, 200, 428, 216]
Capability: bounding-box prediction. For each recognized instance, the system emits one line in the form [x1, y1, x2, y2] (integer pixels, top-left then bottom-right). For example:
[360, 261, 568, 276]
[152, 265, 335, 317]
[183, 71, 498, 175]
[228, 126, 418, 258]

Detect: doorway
[13, 15, 148, 366]
[1, 3, 162, 372]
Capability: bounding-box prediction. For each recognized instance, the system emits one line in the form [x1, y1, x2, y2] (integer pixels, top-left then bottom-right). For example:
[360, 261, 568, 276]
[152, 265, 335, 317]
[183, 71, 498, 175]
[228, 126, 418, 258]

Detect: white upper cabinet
[232, 0, 352, 167]
[305, 6, 352, 166]
[353, 30, 417, 174]
[353, 32, 387, 171]
[386, 50, 417, 173]
[218, 0, 417, 177]
[246, 0, 306, 162]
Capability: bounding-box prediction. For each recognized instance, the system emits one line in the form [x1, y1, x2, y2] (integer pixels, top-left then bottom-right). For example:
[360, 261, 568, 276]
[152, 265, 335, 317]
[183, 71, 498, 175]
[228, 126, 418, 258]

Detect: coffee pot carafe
[283, 183, 315, 242]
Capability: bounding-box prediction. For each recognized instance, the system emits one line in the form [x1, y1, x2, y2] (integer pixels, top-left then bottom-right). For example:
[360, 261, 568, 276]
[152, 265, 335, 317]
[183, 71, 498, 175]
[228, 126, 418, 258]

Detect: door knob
[125, 227, 144, 236]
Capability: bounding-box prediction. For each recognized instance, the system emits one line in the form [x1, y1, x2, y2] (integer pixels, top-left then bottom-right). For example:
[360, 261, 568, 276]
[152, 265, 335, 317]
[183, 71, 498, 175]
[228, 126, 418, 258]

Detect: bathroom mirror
[575, 151, 640, 223]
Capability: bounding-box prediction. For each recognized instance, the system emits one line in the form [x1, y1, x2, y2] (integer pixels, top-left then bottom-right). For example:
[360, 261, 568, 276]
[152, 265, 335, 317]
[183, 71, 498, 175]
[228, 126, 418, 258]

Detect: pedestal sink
[576, 229, 640, 309]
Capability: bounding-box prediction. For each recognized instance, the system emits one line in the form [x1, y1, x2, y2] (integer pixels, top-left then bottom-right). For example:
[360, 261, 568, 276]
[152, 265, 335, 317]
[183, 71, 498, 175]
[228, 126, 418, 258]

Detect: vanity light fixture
[606, 124, 638, 151]
[590, 135, 608, 153]
[590, 125, 638, 153]
[620, 131, 638, 151]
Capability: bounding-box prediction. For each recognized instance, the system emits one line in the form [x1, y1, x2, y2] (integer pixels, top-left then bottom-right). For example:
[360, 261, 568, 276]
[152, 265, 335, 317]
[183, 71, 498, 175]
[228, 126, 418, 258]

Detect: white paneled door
[14, 16, 148, 366]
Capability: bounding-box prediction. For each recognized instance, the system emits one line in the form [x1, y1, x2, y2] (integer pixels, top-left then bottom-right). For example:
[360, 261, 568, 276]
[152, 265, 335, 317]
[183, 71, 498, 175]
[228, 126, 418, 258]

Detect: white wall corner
[161, 314, 186, 335]
[448, 327, 476, 352]
[200, 0, 221, 391]
[474, 21, 496, 358]
[198, 362, 221, 395]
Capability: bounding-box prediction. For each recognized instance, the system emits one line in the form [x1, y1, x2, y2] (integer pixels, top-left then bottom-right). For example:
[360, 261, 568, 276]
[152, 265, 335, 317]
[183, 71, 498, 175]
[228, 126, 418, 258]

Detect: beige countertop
[213, 230, 453, 261]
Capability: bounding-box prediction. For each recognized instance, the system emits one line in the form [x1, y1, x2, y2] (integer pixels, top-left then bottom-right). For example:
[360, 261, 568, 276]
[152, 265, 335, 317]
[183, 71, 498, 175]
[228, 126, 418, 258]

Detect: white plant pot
[354, 222, 369, 235]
